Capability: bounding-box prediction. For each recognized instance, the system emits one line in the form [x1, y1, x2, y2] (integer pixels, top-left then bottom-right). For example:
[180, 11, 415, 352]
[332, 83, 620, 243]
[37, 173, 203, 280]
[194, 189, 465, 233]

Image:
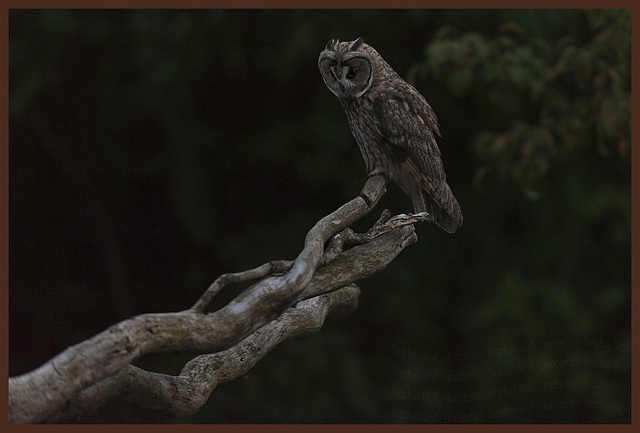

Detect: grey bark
[9, 175, 428, 423]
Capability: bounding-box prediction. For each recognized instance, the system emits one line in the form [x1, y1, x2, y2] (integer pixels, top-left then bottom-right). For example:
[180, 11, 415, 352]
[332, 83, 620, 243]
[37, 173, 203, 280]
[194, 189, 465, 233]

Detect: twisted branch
[48, 284, 362, 422]
[9, 174, 429, 423]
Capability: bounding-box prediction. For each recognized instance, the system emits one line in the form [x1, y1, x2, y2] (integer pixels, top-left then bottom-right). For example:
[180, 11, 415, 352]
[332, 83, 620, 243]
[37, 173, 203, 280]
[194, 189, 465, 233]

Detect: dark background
[9, 9, 630, 423]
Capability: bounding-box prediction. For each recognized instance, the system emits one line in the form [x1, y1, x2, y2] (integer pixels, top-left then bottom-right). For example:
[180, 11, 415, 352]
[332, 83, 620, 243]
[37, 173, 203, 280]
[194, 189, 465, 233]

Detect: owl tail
[395, 172, 463, 233]
[418, 185, 463, 234]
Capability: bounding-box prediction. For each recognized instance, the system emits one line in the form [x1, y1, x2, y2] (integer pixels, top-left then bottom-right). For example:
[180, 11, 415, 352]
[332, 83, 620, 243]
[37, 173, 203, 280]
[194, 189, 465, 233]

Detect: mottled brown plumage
[318, 37, 463, 233]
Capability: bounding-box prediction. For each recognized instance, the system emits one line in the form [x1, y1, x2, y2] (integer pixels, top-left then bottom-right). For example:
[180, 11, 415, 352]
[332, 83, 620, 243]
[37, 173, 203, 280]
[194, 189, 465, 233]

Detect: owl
[318, 37, 463, 233]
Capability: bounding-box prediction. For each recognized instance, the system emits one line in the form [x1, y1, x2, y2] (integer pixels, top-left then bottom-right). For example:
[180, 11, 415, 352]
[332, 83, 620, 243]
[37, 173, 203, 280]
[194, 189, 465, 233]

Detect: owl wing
[371, 84, 463, 232]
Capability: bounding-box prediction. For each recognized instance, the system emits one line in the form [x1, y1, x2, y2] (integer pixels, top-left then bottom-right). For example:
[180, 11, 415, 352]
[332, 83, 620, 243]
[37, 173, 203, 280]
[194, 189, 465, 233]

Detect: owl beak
[330, 65, 350, 81]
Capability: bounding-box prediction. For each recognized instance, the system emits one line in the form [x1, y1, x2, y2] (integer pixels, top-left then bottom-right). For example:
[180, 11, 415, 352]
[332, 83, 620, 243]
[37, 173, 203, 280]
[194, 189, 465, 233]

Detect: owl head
[318, 37, 384, 99]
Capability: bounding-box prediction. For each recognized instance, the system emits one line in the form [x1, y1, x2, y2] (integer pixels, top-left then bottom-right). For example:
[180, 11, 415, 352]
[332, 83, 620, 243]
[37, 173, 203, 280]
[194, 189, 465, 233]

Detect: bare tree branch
[9, 174, 429, 423]
[48, 284, 361, 422]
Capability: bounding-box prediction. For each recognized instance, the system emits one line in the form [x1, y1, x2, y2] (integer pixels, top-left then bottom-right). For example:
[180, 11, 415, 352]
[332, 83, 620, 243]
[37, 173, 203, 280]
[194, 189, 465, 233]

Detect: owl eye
[347, 69, 358, 79]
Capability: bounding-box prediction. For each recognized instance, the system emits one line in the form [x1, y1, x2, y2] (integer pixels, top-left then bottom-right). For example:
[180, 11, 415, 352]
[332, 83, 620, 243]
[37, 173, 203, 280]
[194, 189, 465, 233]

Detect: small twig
[320, 210, 428, 267]
[320, 228, 355, 266]
[352, 211, 429, 245]
[191, 260, 294, 313]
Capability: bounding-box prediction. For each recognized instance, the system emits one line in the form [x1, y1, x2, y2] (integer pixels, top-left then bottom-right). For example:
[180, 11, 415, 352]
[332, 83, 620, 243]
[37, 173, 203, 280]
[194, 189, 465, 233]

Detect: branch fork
[9, 174, 429, 423]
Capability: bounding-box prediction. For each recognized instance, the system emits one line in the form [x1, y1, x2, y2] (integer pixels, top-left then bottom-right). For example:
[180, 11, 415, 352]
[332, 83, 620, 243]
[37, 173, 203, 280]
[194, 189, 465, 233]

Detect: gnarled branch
[9, 174, 429, 423]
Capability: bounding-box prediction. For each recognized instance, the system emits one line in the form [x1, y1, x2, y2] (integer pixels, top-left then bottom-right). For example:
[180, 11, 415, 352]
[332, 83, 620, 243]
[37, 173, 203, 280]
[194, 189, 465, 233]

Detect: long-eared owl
[318, 37, 463, 233]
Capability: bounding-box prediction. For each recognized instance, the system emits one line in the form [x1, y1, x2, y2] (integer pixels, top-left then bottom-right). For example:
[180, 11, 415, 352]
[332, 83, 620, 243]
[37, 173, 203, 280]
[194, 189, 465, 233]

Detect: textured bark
[9, 175, 428, 423]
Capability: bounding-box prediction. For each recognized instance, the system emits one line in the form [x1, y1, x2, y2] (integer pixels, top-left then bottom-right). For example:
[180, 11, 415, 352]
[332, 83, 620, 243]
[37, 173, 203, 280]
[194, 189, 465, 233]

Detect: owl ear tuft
[326, 38, 339, 51]
[350, 37, 365, 51]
